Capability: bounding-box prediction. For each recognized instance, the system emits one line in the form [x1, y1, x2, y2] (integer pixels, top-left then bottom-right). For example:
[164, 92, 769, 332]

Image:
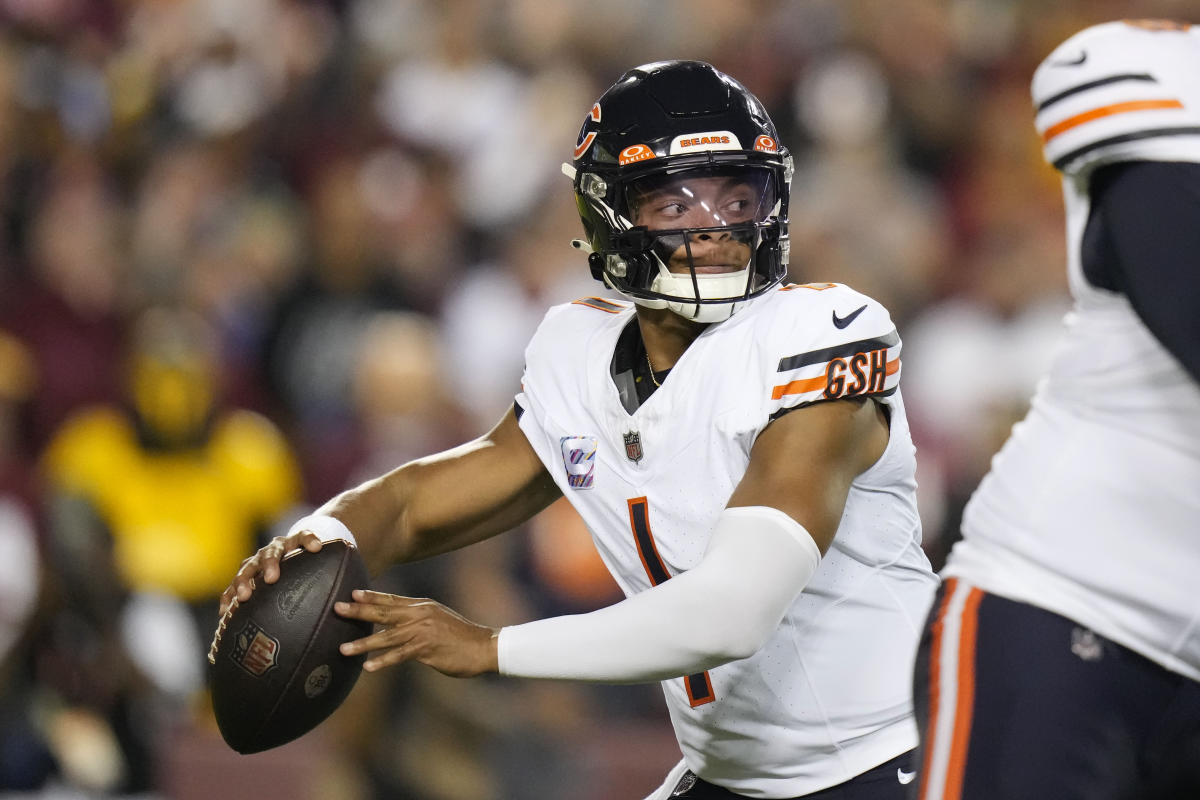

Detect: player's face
[627, 171, 772, 274]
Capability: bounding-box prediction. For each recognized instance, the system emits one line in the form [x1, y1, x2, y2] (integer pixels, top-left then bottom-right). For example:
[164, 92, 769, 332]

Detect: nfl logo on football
[231, 621, 280, 677]
[559, 435, 598, 489]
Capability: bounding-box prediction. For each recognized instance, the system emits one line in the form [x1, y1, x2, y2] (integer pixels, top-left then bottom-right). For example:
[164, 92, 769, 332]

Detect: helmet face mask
[569, 61, 792, 322]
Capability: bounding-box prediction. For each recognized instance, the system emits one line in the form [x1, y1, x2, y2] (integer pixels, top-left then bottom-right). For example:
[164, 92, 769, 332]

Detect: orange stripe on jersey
[770, 356, 899, 400]
[779, 282, 837, 291]
[944, 586, 983, 800]
[572, 296, 623, 313]
[1042, 99, 1184, 143]
[770, 374, 826, 400]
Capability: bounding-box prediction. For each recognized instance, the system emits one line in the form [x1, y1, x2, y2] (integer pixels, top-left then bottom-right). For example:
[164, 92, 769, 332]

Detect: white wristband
[286, 514, 357, 548]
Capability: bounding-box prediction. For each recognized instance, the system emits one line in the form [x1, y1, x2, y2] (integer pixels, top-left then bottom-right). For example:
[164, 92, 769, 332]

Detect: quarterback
[224, 61, 936, 799]
[912, 20, 1200, 800]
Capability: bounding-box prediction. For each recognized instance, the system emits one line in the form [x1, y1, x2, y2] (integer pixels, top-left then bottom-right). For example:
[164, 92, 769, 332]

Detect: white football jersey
[515, 285, 936, 797]
[945, 20, 1200, 680]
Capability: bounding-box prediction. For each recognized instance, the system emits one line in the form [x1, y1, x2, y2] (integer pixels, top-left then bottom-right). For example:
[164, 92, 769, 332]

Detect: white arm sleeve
[497, 505, 822, 682]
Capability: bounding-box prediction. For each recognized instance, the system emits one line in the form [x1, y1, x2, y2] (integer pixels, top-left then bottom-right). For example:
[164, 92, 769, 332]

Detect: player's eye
[721, 195, 755, 219]
[638, 200, 688, 225]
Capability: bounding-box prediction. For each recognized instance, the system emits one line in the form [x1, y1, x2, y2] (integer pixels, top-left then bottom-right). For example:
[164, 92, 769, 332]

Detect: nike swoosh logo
[897, 768, 917, 785]
[832, 304, 867, 329]
[1052, 50, 1087, 66]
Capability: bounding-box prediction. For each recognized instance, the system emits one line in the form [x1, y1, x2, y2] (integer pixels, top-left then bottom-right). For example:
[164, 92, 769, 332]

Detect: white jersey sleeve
[1034, 20, 1200, 175]
[765, 283, 902, 421]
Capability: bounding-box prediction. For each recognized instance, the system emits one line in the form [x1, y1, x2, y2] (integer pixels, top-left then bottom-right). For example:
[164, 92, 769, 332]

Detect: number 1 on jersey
[626, 497, 716, 707]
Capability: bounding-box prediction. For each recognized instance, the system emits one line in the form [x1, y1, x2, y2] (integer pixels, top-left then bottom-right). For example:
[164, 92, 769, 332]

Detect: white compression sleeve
[497, 506, 822, 682]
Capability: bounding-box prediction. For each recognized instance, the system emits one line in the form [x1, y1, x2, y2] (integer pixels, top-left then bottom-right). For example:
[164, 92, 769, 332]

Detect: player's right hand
[219, 531, 324, 616]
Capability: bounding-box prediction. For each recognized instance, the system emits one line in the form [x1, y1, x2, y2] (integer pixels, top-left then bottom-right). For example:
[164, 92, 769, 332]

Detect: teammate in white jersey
[222, 61, 936, 799]
[912, 20, 1200, 800]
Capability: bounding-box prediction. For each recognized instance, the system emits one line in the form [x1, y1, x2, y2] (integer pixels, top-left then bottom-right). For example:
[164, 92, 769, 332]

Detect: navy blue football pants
[911, 578, 1200, 800]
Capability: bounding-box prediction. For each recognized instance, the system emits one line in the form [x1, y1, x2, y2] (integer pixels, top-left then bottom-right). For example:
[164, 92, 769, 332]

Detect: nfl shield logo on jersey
[623, 430, 643, 463]
[559, 435, 598, 489]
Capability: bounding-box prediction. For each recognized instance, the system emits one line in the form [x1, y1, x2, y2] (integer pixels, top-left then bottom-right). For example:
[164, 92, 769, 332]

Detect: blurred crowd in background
[0, 0, 1190, 798]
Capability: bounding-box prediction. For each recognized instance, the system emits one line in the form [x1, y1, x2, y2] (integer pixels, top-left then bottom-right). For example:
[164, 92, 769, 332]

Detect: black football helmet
[567, 60, 792, 322]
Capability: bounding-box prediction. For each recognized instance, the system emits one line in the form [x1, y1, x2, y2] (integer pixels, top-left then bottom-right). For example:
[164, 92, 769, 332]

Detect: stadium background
[0, 0, 1188, 797]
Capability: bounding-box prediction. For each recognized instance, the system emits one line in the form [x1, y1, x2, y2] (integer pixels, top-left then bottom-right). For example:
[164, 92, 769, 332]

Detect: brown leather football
[208, 541, 372, 754]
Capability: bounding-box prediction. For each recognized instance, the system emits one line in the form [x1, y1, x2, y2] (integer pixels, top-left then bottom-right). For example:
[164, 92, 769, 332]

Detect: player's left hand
[334, 590, 499, 678]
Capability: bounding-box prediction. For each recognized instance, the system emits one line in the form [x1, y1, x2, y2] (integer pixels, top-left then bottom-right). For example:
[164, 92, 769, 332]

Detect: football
[207, 540, 372, 754]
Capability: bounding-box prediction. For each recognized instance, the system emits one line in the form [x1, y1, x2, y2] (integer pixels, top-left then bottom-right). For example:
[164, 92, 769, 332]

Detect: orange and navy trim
[1122, 18, 1192, 32]
[776, 331, 900, 373]
[779, 282, 837, 292]
[626, 497, 716, 707]
[572, 296, 625, 314]
[1042, 98, 1185, 144]
[769, 330, 900, 418]
[627, 497, 671, 586]
[917, 578, 985, 800]
[1036, 71, 1200, 170]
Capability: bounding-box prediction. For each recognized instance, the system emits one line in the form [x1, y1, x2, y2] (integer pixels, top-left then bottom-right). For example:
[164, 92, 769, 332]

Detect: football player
[222, 61, 937, 799]
[911, 20, 1200, 800]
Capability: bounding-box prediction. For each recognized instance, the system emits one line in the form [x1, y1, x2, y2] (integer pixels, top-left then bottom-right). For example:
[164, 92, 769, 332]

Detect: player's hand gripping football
[218, 530, 325, 617]
[334, 591, 500, 678]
